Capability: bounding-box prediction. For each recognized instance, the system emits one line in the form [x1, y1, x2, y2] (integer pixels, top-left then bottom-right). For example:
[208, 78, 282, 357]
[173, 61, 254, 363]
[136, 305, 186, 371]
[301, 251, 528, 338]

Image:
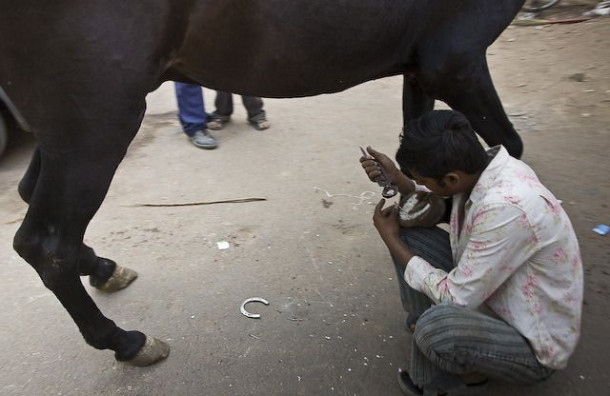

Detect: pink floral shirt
[405, 146, 583, 369]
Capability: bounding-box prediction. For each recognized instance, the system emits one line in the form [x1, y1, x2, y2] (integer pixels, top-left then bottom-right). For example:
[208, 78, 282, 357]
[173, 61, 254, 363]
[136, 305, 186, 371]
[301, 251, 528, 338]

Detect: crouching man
[360, 110, 583, 395]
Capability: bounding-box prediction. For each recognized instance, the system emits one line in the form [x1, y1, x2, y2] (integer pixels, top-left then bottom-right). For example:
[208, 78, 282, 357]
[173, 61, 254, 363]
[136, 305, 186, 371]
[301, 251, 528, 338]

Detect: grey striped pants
[392, 227, 554, 387]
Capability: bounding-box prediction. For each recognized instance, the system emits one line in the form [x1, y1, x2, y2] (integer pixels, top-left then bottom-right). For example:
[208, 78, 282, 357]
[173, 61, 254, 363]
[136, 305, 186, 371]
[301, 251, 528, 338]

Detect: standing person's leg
[402, 304, 554, 393]
[174, 83, 217, 149]
[208, 91, 233, 130]
[241, 95, 263, 118]
[214, 91, 234, 116]
[392, 227, 454, 331]
[174, 83, 207, 135]
[243, 95, 271, 130]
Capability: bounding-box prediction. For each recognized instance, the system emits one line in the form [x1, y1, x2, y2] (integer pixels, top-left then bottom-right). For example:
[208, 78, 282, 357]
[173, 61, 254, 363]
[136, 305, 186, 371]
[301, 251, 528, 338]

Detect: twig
[128, 197, 267, 207]
[513, 17, 592, 26]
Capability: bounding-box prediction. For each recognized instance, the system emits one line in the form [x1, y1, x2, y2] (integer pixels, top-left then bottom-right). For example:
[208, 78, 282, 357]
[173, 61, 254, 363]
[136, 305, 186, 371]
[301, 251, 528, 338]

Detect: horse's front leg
[79, 246, 138, 292]
[18, 147, 138, 292]
[13, 147, 169, 365]
[11, 87, 171, 364]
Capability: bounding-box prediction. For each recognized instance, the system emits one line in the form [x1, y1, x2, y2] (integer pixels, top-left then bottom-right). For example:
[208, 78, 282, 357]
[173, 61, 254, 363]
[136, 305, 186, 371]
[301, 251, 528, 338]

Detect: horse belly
[169, 1, 420, 97]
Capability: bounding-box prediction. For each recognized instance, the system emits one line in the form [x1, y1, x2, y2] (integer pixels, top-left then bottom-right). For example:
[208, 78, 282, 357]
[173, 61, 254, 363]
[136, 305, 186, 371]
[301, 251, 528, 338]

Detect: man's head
[396, 110, 489, 195]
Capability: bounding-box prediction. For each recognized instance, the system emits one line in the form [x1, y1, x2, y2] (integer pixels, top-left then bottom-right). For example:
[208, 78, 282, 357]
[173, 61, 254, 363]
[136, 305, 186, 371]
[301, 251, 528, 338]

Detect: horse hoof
[124, 336, 170, 366]
[94, 265, 138, 292]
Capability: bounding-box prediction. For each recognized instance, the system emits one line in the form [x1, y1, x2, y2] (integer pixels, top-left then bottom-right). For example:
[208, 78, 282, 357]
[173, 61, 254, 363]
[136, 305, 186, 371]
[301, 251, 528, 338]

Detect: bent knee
[417, 304, 463, 326]
[414, 305, 469, 344]
[13, 225, 41, 264]
[14, 225, 79, 289]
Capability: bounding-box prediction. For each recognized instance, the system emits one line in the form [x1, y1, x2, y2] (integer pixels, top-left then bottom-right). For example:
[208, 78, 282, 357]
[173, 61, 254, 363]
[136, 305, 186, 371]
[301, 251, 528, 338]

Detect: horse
[0, 0, 525, 366]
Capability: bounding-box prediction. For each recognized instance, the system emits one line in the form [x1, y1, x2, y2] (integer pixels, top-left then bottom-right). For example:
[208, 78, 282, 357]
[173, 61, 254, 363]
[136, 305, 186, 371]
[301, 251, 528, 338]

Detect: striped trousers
[393, 227, 554, 387]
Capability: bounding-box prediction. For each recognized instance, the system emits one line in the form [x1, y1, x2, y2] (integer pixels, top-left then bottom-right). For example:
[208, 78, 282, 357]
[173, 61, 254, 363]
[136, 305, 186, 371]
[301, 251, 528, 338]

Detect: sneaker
[190, 129, 218, 149]
[207, 112, 231, 130]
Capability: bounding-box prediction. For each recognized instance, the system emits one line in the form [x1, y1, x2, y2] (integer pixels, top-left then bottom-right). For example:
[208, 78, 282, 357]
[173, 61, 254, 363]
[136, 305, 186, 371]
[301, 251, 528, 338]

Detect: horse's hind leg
[402, 74, 435, 131]
[13, 104, 168, 366]
[417, 47, 523, 158]
[440, 56, 523, 158]
[18, 148, 137, 291]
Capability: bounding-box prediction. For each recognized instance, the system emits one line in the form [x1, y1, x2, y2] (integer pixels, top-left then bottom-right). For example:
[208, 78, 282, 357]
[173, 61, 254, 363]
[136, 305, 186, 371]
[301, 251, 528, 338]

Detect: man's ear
[441, 172, 461, 188]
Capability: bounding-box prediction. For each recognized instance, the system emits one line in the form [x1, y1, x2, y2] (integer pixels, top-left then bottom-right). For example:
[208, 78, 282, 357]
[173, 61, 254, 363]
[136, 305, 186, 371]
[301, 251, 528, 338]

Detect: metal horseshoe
[240, 297, 269, 319]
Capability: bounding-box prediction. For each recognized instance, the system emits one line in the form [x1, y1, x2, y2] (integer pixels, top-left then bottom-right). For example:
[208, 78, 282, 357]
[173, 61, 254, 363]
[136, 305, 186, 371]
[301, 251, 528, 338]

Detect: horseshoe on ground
[240, 297, 270, 319]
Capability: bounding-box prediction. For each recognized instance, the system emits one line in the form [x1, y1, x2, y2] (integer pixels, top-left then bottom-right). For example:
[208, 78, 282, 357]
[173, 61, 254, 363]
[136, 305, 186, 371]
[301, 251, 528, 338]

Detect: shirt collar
[469, 145, 509, 203]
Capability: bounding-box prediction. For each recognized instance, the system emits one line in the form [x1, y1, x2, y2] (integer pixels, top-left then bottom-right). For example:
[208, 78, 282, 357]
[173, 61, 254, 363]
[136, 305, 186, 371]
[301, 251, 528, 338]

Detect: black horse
[0, 0, 525, 365]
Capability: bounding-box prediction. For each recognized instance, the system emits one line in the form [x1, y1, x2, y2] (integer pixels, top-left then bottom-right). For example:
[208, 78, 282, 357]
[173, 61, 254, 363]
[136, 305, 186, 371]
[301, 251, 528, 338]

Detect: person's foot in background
[190, 129, 218, 149]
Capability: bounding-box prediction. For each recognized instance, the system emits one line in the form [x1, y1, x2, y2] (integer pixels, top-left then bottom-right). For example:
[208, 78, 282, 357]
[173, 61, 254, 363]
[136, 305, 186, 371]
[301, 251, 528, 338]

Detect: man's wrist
[381, 232, 401, 248]
[394, 173, 415, 196]
[401, 250, 415, 271]
[383, 234, 414, 270]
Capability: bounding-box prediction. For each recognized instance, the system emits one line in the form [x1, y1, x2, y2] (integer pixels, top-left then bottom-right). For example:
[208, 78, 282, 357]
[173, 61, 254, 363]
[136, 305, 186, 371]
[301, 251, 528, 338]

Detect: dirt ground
[0, 3, 608, 396]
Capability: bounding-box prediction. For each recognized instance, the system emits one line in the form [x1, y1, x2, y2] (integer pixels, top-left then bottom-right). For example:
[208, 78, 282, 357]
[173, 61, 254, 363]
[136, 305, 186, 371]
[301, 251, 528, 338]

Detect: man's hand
[373, 198, 400, 242]
[359, 146, 415, 197]
[359, 146, 400, 185]
[373, 198, 415, 270]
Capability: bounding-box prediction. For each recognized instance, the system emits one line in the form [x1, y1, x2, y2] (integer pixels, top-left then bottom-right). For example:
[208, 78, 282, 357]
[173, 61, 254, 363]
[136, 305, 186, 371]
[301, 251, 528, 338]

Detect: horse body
[172, 1, 508, 98]
[169, 1, 420, 95]
[0, 0, 525, 365]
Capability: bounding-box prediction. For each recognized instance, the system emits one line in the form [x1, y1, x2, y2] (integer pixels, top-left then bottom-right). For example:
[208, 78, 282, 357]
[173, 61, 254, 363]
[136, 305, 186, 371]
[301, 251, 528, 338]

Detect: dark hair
[396, 110, 488, 181]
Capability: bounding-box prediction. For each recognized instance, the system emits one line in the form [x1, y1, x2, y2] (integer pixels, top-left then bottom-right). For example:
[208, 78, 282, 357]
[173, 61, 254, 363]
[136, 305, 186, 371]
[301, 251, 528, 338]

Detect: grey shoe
[190, 129, 217, 149]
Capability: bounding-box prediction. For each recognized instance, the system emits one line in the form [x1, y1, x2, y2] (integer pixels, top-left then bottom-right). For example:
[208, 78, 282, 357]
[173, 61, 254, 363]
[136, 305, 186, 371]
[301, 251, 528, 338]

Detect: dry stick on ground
[513, 17, 592, 26]
[129, 197, 267, 207]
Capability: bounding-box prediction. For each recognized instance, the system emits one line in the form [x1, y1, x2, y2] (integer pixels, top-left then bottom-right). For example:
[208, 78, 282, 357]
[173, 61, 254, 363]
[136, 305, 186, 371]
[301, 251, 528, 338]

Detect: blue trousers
[393, 227, 554, 387]
[174, 82, 207, 136]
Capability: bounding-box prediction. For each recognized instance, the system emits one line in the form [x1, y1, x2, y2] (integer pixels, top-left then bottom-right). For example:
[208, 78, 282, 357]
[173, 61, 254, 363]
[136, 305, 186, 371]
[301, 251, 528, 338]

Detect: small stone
[569, 73, 587, 82]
